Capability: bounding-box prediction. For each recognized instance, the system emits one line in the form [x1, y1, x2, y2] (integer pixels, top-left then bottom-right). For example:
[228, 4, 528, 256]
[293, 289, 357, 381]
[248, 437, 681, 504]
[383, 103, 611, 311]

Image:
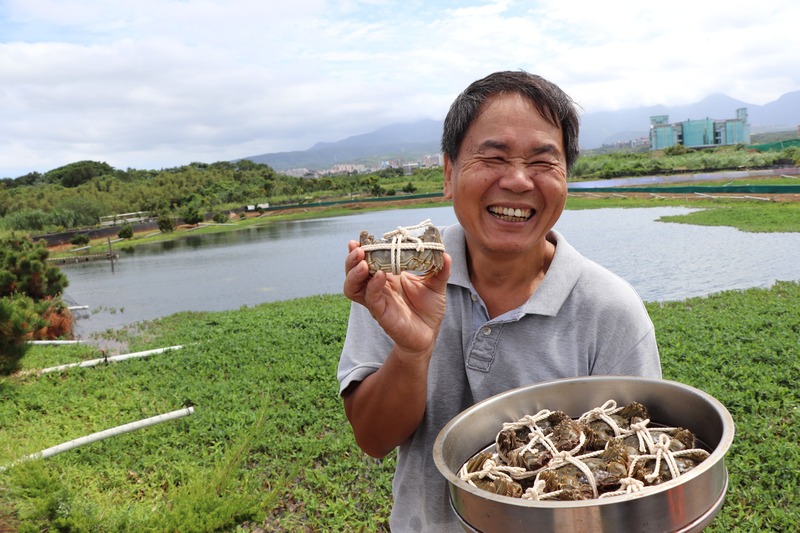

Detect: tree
[118, 224, 134, 239]
[180, 204, 204, 226]
[0, 294, 46, 373]
[45, 160, 115, 188]
[157, 213, 176, 233]
[0, 234, 70, 373]
[70, 233, 90, 246]
[0, 234, 69, 300]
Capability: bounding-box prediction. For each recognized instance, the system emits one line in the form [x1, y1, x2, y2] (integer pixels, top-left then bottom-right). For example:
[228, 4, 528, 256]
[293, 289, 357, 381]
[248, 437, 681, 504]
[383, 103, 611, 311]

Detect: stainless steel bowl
[433, 376, 735, 533]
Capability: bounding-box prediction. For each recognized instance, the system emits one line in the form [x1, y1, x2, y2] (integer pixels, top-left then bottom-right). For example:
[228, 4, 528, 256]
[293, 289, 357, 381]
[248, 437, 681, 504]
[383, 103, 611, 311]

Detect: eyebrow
[477, 139, 562, 158]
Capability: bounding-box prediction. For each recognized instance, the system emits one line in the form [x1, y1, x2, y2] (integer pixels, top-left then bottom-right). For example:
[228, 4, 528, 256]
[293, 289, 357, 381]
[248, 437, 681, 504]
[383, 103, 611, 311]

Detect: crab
[359, 222, 445, 275]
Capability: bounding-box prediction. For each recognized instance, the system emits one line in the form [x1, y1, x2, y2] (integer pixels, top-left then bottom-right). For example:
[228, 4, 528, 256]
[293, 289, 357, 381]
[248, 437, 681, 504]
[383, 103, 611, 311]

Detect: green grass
[0, 297, 395, 531]
[658, 202, 800, 233]
[2, 281, 800, 531]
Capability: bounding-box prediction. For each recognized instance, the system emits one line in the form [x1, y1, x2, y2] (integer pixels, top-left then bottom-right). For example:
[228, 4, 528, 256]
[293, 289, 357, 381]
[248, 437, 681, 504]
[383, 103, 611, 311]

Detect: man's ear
[443, 154, 454, 199]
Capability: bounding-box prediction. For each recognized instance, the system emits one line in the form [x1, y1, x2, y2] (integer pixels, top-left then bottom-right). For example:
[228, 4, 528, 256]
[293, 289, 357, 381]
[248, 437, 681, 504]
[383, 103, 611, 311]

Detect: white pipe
[28, 340, 83, 345]
[67, 305, 89, 310]
[40, 345, 183, 374]
[0, 407, 195, 471]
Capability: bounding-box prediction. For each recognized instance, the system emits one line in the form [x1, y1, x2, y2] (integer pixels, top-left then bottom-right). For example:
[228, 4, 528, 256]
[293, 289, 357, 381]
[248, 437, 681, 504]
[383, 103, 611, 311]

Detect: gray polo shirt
[338, 225, 661, 532]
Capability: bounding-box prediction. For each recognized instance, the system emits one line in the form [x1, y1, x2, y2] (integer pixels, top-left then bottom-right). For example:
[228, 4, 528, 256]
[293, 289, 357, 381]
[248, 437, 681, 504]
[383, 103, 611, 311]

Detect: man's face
[443, 92, 568, 259]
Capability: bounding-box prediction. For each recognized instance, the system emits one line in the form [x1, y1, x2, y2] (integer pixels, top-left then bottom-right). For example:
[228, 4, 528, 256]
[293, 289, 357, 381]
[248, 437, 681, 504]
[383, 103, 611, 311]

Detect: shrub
[212, 212, 228, 224]
[180, 204, 204, 226]
[0, 234, 68, 300]
[664, 144, 690, 156]
[70, 233, 90, 246]
[0, 294, 46, 373]
[117, 224, 134, 239]
[158, 213, 176, 233]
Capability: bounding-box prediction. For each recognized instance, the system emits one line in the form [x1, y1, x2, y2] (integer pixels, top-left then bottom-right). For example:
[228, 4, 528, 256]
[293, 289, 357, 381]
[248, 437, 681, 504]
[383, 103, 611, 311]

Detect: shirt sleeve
[336, 301, 394, 395]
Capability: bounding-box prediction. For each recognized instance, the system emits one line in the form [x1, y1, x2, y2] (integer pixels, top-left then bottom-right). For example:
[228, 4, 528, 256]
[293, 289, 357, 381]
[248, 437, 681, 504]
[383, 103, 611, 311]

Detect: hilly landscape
[241, 91, 800, 172]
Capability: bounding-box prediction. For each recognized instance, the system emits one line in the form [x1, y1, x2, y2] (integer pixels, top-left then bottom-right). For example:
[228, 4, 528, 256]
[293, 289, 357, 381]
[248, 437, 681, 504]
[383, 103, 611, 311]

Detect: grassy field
[1, 279, 799, 530]
[2, 195, 800, 531]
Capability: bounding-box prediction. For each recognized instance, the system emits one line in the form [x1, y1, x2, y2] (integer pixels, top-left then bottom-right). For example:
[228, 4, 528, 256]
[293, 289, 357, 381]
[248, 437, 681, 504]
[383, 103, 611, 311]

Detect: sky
[2, 0, 799, 178]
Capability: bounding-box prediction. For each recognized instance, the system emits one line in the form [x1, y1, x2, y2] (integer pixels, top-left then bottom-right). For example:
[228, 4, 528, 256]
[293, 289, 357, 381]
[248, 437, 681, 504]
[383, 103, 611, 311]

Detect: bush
[0, 235, 71, 371]
[212, 212, 228, 224]
[158, 213, 176, 233]
[117, 224, 134, 239]
[0, 234, 68, 300]
[180, 204, 204, 226]
[0, 294, 46, 373]
[664, 144, 690, 156]
[70, 233, 90, 246]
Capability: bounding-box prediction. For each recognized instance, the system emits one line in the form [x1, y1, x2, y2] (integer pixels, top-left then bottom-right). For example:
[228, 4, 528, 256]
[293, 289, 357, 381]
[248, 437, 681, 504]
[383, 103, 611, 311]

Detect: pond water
[61, 206, 800, 338]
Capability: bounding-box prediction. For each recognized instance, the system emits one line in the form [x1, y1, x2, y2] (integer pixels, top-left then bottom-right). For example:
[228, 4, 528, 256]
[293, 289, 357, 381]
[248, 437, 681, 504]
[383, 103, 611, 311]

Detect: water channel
[61, 206, 800, 338]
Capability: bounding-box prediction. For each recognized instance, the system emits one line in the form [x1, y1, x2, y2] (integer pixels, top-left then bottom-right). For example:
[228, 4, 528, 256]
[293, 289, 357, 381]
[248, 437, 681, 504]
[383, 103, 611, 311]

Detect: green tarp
[568, 185, 800, 194]
[750, 139, 800, 152]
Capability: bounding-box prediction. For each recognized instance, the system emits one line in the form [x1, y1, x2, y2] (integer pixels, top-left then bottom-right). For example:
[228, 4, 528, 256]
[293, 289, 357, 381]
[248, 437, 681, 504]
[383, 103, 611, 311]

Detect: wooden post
[107, 237, 115, 273]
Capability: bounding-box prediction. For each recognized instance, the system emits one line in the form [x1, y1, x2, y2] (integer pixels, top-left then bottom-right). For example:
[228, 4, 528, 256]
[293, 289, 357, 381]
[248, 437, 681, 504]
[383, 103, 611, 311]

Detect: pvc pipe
[28, 340, 83, 345]
[67, 305, 89, 310]
[40, 345, 183, 374]
[0, 407, 195, 471]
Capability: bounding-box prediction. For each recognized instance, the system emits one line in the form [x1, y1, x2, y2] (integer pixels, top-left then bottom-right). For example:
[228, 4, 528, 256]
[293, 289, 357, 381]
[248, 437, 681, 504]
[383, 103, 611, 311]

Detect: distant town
[282, 153, 445, 178]
[281, 106, 797, 177]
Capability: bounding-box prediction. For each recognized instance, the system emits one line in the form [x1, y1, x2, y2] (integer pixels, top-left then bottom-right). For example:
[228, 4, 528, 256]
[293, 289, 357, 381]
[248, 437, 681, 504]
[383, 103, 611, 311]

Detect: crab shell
[359, 225, 445, 275]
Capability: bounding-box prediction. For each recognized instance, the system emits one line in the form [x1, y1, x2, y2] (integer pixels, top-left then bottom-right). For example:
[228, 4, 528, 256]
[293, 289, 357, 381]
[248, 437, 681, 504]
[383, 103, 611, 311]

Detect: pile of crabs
[458, 400, 710, 501]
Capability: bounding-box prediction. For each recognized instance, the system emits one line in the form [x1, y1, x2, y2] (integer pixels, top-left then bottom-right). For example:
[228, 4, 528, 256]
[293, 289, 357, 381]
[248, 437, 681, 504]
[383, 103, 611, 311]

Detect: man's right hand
[343, 239, 451, 356]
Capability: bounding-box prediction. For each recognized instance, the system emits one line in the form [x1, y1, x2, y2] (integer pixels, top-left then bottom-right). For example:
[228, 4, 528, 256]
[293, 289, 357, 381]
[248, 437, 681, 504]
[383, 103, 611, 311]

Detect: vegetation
[0, 279, 798, 531]
[0, 235, 71, 372]
[658, 202, 800, 233]
[2, 143, 799, 237]
[571, 143, 799, 180]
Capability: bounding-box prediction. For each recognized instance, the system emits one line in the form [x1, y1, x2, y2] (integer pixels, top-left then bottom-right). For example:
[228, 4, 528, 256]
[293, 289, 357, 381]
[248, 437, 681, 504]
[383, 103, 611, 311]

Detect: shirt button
[471, 294, 478, 302]
[482, 327, 491, 336]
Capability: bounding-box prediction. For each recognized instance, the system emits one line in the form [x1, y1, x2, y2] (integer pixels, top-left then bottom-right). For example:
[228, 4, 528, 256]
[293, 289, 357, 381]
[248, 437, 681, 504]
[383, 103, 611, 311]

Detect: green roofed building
[649, 108, 750, 150]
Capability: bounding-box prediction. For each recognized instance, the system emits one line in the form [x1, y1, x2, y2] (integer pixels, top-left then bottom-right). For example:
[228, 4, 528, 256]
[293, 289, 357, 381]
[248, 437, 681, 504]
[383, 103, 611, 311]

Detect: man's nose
[498, 162, 535, 192]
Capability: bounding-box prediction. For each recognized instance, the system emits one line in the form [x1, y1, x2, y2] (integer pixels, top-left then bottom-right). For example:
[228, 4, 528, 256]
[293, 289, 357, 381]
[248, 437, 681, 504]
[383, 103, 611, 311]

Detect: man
[338, 71, 661, 531]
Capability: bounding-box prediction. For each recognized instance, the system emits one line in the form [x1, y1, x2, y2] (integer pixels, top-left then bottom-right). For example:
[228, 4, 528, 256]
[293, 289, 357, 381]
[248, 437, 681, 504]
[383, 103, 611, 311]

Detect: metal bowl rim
[433, 375, 735, 509]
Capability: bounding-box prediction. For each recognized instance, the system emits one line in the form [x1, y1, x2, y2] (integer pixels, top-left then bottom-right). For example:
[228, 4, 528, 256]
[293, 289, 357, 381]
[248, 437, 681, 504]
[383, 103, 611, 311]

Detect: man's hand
[343, 240, 451, 355]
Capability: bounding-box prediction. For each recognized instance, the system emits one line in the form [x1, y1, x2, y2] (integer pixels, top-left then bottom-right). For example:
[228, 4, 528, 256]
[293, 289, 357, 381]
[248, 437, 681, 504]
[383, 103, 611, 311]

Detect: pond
[61, 206, 800, 338]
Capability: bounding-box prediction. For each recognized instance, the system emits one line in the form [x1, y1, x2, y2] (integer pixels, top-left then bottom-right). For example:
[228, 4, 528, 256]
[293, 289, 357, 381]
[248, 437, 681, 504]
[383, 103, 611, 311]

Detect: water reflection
[62, 206, 800, 338]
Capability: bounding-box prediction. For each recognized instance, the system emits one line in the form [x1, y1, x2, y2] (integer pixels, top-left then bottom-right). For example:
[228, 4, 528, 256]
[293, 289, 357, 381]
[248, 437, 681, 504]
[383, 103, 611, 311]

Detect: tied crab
[359, 219, 446, 275]
[459, 400, 711, 502]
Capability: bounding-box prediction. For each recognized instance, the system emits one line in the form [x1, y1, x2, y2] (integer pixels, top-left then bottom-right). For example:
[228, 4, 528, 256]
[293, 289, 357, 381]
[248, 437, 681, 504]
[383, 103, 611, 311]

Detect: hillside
[241, 91, 800, 171]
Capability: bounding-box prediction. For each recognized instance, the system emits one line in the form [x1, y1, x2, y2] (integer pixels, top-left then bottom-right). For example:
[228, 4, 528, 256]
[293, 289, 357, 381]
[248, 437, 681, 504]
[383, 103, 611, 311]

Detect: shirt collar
[441, 225, 581, 317]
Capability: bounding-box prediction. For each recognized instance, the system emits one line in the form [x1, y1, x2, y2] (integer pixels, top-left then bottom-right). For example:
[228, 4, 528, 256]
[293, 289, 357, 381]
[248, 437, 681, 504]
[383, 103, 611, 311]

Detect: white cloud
[1, 0, 799, 177]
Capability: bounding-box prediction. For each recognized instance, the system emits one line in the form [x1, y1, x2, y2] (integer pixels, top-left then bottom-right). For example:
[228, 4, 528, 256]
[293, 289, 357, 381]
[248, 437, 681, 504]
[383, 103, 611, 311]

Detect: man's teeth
[489, 206, 531, 220]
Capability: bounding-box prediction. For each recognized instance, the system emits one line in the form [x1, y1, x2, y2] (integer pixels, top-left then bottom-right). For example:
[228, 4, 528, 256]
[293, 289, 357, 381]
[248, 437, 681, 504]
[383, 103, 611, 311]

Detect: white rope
[599, 476, 646, 498]
[459, 399, 711, 502]
[359, 219, 446, 274]
[578, 399, 626, 437]
[461, 456, 533, 488]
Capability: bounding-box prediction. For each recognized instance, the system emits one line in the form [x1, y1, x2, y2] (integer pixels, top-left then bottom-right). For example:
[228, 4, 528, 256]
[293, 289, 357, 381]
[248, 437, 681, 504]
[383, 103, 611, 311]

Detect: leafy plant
[157, 213, 176, 233]
[0, 294, 46, 373]
[2, 282, 798, 530]
[117, 224, 134, 239]
[69, 234, 90, 246]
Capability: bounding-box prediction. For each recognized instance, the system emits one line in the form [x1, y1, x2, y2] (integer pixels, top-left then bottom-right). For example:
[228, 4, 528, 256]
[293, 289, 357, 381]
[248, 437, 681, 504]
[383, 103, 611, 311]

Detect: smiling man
[338, 71, 661, 532]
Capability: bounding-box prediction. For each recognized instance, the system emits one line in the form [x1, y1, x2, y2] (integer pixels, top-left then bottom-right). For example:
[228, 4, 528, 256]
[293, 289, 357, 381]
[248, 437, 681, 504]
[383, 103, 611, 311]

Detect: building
[649, 108, 750, 150]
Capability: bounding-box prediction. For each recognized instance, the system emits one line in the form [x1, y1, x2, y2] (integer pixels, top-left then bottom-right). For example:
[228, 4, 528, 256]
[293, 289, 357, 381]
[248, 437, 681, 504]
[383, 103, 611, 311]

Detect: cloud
[1, 0, 799, 177]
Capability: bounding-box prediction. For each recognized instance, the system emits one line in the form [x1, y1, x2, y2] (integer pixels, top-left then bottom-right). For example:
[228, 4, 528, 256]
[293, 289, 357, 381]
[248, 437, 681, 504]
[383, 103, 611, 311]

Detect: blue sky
[2, 0, 799, 177]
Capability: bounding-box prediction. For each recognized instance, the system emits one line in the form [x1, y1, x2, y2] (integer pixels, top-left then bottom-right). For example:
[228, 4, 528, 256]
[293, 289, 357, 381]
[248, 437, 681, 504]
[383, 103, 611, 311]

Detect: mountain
[241, 91, 800, 171]
[241, 120, 442, 172]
